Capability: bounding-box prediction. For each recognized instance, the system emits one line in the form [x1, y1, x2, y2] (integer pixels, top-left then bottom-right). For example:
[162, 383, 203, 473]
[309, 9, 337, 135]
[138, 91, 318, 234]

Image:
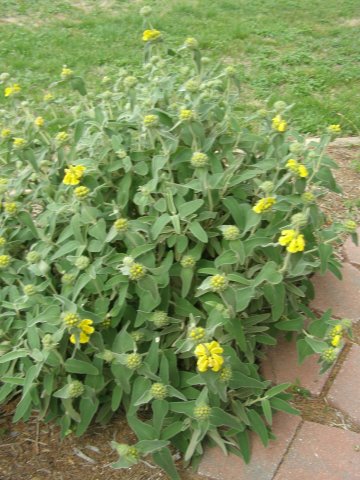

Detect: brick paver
[310, 263, 360, 320]
[274, 421, 360, 480]
[261, 336, 331, 395]
[327, 344, 360, 425]
[198, 412, 301, 480]
[344, 229, 360, 267]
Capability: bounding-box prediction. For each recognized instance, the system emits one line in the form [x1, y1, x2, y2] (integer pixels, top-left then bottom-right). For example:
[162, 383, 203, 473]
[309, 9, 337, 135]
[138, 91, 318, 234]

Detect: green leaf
[0, 349, 29, 364]
[151, 214, 171, 239]
[235, 430, 251, 463]
[137, 440, 169, 455]
[270, 397, 300, 415]
[180, 268, 193, 298]
[247, 409, 269, 447]
[189, 221, 208, 243]
[64, 359, 99, 375]
[127, 414, 156, 440]
[152, 448, 181, 480]
[210, 407, 244, 431]
[76, 397, 99, 436]
[71, 76, 87, 95]
[304, 337, 328, 354]
[51, 241, 82, 260]
[88, 219, 107, 242]
[261, 399, 272, 425]
[18, 211, 39, 238]
[152, 399, 169, 436]
[178, 199, 204, 218]
[266, 383, 291, 398]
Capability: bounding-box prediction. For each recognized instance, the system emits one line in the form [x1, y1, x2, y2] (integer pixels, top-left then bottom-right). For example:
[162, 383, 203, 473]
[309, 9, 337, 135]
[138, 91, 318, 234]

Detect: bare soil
[0, 143, 359, 480]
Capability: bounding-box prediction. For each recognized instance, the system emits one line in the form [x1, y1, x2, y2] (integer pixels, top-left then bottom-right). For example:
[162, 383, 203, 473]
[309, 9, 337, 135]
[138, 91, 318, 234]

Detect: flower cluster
[194, 341, 224, 373]
[252, 197, 276, 214]
[278, 229, 305, 253]
[63, 165, 86, 185]
[286, 159, 308, 178]
[63, 313, 95, 344]
[272, 114, 287, 132]
[4, 83, 21, 97]
[142, 29, 161, 42]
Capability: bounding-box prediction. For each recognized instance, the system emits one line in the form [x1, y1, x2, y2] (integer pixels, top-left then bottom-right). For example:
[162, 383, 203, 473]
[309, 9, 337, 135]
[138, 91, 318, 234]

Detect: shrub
[0, 9, 356, 478]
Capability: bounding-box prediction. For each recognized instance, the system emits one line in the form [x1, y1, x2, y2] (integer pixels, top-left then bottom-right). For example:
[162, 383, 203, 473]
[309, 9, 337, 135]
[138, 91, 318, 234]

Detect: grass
[0, 0, 359, 134]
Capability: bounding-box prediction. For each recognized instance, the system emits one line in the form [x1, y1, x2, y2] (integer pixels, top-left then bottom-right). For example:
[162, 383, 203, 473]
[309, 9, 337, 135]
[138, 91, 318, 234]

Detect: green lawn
[0, 0, 359, 134]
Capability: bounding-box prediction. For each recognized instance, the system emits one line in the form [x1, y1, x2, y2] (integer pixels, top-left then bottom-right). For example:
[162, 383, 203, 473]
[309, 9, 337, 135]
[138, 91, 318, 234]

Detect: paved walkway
[199, 230, 360, 480]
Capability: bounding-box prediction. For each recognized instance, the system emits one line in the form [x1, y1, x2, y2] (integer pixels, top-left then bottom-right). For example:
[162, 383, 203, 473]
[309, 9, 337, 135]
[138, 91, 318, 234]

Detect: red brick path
[199, 230, 360, 479]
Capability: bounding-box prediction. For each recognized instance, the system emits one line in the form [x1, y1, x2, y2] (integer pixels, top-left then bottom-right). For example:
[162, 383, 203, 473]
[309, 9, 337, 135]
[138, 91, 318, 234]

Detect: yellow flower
[143, 114, 159, 128]
[278, 230, 305, 253]
[78, 319, 95, 335]
[4, 83, 21, 97]
[297, 164, 308, 178]
[179, 109, 194, 121]
[278, 229, 296, 246]
[252, 197, 276, 214]
[56, 131, 69, 143]
[43, 93, 54, 102]
[1, 128, 11, 139]
[13, 137, 26, 149]
[272, 114, 287, 132]
[61, 66, 74, 79]
[34, 116, 44, 127]
[142, 29, 161, 42]
[70, 331, 91, 344]
[194, 341, 224, 373]
[327, 124, 341, 134]
[287, 234, 305, 253]
[331, 334, 341, 347]
[63, 165, 86, 185]
[286, 158, 299, 173]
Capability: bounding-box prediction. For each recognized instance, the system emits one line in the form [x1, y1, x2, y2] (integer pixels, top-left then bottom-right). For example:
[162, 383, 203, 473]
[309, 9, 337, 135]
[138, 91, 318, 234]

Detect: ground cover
[0, 0, 359, 134]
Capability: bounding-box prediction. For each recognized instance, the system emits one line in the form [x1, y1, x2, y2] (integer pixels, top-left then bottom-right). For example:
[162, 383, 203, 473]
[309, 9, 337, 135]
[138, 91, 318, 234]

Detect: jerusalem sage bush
[0, 8, 356, 478]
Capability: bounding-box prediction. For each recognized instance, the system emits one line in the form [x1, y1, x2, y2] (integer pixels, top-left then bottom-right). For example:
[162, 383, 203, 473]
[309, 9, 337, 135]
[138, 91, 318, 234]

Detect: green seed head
[102, 349, 115, 363]
[150, 310, 169, 328]
[124, 76, 138, 88]
[291, 212, 307, 228]
[4, 202, 18, 215]
[140, 6, 152, 16]
[68, 380, 85, 398]
[61, 273, 76, 285]
[101, 317, 111, 329]
[131, 331, 145, 342]
[127, 446, 140, 460]
[114, 218, 129, 232]
[188, 327, 206, 342]
[150, 382, 168, 400]
[301, 192, 315, 204]
[143, 114, 159, 128]
[185, 79, 200, 93]
[42, 333, 56, 351]
[74, 186, 90, 199]
[223, 225, 240, 241]
[75, 256, 90, 270]
[289, 141, 304, 155]
[193, 404, 212, 421]
[26, 251, 41, 263]
[225, 66, 236, 77]
[259, 181, 274, 193]
[273, 101, 287, 113]
[191, 151, 208, 168]
[0, 236, 6, 247]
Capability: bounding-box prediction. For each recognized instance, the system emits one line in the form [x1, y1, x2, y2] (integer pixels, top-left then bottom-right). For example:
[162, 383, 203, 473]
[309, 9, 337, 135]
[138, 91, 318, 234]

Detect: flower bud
[117, 149, 127, 159]
[184, 37, 199, 49]
[343, 220, 357, 233]
[68, 380, 85, 398]
[185, 79, 200, 93]
[209, 274, 228, 292]
[193, 404, 212, 420]
[131, 331, 145, 342]
[26, 251, 41, 263]
[0, 237, 6, 247]
[61, 273, 76, 285]
[180, 255, 196, 269]
[129, 262, 146, 280]
[126, 353, 142, 369]
[74, 186, 90, 199]
[0, 255, 11, 269]
[223, 225, 240, 241]
[321, 347, 337, 363]
[124, 76, 137, 88]
[63, 313, 80, 327]
[102, 349, 115, 363]
[150, 310, 169, 328]
[219, 366, 232, 382]
[75, 256, 90, 270]
[114, 218, 129, 232]
[150, 382, 168, 400]
[273, 101, 287, 113]
[225, 66, 236, 77]
[291, 212, 307, 228]
[101, 317, 111, 329]
[42, 333, 57, 351]
[301, 192, 315, 203]
[23, 284, 37, 296]
[188, 327, 206, 342]
[140, 6, 152, 16]
[4, 202, 18, 215]
[190, 151, 208, 168]
[289, 141, 304, 155]
[143, 114, 158, 128]
[259, 181, 274, 193]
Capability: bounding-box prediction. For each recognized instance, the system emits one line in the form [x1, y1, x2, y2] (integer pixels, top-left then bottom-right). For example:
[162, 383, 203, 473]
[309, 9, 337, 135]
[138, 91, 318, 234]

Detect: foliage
[0, 10, 356, 477]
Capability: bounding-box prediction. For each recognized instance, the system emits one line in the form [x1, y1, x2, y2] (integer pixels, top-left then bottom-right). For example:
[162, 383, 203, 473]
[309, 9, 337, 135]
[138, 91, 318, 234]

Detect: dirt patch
[0, 16, 43, 27]
[341, 18, 360, 27]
